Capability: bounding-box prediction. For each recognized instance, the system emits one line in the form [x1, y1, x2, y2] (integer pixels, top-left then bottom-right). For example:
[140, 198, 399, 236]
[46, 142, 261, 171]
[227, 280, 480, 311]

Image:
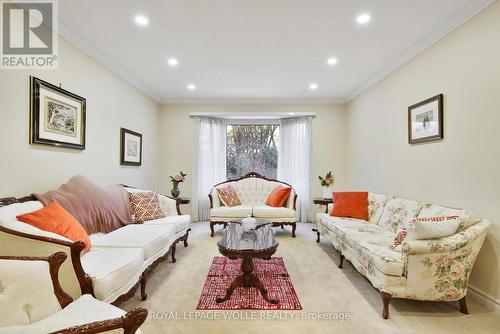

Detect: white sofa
[0, 187, 191, 305]
[0, 252, 147, 334]
[315, 192, 490, 319]
[209, 172, 297, 237]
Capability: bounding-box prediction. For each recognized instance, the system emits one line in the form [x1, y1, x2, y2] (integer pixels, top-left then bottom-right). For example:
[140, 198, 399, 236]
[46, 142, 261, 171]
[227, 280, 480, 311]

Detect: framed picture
[30, 76, 86, 150]
[408, 94, 443, 144]
[120, 128, 142, 166]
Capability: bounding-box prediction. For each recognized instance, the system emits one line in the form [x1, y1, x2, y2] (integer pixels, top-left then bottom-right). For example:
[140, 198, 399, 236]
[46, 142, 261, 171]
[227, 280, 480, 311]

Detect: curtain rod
[189, 112, 316, 119]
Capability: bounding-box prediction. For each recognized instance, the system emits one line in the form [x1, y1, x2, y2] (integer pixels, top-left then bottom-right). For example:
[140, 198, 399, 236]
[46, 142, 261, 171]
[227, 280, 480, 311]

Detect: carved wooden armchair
[0, 252, 147, 334]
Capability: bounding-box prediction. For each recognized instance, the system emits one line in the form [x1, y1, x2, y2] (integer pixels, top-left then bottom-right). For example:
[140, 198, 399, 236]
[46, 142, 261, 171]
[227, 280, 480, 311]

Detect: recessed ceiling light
[327, 57, 338, 66]
[309, 83, 318, 90]
[167, 58, 178, 66]
[356, 13, 371, 25]
[187, 84, 196, 90]
[134, 15, 149, 26]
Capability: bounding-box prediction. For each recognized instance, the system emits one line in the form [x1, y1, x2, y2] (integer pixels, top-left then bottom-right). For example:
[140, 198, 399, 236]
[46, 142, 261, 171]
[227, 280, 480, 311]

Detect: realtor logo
[1, 0, 58, 68]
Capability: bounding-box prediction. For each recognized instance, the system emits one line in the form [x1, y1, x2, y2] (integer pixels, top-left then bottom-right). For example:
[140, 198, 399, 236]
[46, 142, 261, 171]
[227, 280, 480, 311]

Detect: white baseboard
[468, 285, 500, 312]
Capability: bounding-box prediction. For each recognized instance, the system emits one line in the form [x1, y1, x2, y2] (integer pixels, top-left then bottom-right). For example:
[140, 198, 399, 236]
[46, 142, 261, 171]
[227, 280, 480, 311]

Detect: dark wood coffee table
[216, 221, 279, 304]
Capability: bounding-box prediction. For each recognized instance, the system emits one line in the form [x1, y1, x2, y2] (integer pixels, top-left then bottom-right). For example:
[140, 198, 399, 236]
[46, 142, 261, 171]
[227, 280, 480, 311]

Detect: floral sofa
[0, 185, 191, 305]
[209, 172, 297, 237]
[0, 252, 146, 334]
[315, 192, 490, 319]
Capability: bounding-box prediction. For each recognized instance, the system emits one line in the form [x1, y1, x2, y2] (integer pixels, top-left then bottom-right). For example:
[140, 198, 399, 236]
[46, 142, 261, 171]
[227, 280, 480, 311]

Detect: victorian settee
[209, 172, 297, 237]
[0, 252, 146, 334]
[315, 192, 489, 319]
[0, 177, 191, 306]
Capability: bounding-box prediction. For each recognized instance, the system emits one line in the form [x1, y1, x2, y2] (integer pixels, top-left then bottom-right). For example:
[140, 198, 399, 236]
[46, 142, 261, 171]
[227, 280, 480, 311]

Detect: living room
[0, 0, 499, 333]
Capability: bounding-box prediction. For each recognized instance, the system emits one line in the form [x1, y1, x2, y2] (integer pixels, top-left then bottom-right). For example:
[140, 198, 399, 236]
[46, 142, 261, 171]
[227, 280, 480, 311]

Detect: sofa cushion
[129, 191, 166, 222]
[91, 224, 175, 260]
[0, 258, 62, 326]
[216, 185, 241, 207]
[265, 186, 291, 207]
[80, 247, 144, 301]
[320, 216, 404, 276]
[331, 192, 368, 221]
[253, 205, 295, 219]
[144, 214, 190, 233]
[16, 203, 91, 253]
[0, 294, 139, 334]
[368, 192, 391, 224]
[378, 197, 423, 233]
[210, 205, 252, 218]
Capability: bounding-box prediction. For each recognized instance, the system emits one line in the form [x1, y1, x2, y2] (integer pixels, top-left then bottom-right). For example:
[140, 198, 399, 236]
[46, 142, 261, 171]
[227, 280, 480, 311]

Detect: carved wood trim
[0, 225, 94, 296]
[49, 306, 148, 334]
[0, 252, 73, 308]
[0, 195, 36, 207]
[208, 172, 298, 209]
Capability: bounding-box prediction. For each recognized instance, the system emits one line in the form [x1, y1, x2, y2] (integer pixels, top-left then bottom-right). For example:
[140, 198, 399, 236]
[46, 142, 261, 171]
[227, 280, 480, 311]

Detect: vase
[322, 186, 332, 199]
[171, 181, 180, 198]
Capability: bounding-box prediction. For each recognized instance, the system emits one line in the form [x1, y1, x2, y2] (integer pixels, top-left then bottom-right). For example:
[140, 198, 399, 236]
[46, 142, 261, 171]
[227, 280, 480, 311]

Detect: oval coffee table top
[218, 220, 278, 256]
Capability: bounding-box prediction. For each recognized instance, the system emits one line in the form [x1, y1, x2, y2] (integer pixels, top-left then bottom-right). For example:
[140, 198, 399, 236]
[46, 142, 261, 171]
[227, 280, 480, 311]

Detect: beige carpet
[120, 222, 500, 333]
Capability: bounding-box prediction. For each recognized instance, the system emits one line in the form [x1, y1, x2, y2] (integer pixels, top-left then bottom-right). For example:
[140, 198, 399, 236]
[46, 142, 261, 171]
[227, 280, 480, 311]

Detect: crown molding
[158, 97, 346, 105]
[345, 0, 496, 102]
[58, 0, 494, 105]
[58, 21, 162, 103]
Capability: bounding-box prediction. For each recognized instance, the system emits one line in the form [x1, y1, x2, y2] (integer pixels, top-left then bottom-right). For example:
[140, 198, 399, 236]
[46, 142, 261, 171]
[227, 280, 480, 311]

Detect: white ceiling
[58, 0, 493, 103]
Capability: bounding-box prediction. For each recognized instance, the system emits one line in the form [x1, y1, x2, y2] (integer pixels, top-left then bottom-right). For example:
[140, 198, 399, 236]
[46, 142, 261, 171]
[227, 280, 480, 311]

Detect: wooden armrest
[50, 307, 148, 334]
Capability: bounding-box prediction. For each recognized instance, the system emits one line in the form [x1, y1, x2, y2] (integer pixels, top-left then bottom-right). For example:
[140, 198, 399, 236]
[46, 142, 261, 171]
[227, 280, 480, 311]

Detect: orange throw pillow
[17, 202, 91, 253]
[266, 186, 292, 207]
[331, 192, 368, 221]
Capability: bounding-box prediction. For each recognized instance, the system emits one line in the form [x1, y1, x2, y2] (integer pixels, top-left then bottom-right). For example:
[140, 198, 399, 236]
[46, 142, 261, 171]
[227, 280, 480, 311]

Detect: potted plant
[169, 171, 187, 198]
[318, 171, 335, 199]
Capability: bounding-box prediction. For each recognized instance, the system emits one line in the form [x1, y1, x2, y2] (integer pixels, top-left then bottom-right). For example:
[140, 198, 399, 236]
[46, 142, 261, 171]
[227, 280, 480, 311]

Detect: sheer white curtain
[278, 117, 312, 222]
[193, 117, 227, 221]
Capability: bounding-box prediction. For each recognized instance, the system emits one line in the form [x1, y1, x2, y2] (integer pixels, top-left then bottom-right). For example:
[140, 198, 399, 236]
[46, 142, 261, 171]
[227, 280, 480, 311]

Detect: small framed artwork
[120, 128, 142, 166]
[408, 94, 443, 144]
[30, 76, 86, 149]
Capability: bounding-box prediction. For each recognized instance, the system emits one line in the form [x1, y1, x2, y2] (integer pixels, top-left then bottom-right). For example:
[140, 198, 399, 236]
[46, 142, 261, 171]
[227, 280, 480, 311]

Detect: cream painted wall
[158, 103, 348, 222]
[0, 36, 161, 197]
[346, 2, 500, 302]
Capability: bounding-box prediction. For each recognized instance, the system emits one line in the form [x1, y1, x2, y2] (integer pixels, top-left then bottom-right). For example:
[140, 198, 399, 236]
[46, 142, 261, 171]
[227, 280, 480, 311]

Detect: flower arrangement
[318, 171, 335, 199]
[318, 171, 335, 187]
[169, 171, 187, 198]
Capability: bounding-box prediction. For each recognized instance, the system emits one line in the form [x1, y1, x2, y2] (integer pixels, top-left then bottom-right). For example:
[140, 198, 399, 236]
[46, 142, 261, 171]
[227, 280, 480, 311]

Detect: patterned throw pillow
[217, 185, 241, 207]
[391, 216, 460, 250]
[128, 191, 166, 222]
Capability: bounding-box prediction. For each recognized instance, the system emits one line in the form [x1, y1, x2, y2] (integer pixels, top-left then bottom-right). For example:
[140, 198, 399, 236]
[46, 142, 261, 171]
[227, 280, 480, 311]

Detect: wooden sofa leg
[210, 221, 215, 237]
[459, 296, 468, 314]
[184, 228, 191, 247]
[312, 228, 320, 242]
[338, 253, 344, 268]
[140, 274, 148, 301]
[280, 225, 284, 229]
[171, 243, 176, 263]
[291, 222, 296, 238]
[381, 292, 392, 319]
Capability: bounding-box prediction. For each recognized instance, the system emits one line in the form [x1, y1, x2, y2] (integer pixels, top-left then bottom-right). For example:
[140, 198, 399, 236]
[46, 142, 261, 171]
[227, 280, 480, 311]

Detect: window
[226, 124, 279, 179]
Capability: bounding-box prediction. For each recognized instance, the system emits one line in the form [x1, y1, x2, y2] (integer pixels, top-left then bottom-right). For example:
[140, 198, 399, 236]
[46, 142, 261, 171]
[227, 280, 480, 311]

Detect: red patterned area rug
[197, 257, 302, 310]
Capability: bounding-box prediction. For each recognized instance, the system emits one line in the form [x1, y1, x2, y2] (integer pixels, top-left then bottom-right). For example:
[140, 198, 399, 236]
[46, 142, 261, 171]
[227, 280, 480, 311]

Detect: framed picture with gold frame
[30, 76, 86, 150]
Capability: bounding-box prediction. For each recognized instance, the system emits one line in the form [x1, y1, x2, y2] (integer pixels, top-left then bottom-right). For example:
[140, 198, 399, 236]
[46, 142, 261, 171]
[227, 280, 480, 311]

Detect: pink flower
[450, 265, 462, 280]
[436, 255, 450, 267]
[173, 175, 183, 182]
[444, 288, 460, 300]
